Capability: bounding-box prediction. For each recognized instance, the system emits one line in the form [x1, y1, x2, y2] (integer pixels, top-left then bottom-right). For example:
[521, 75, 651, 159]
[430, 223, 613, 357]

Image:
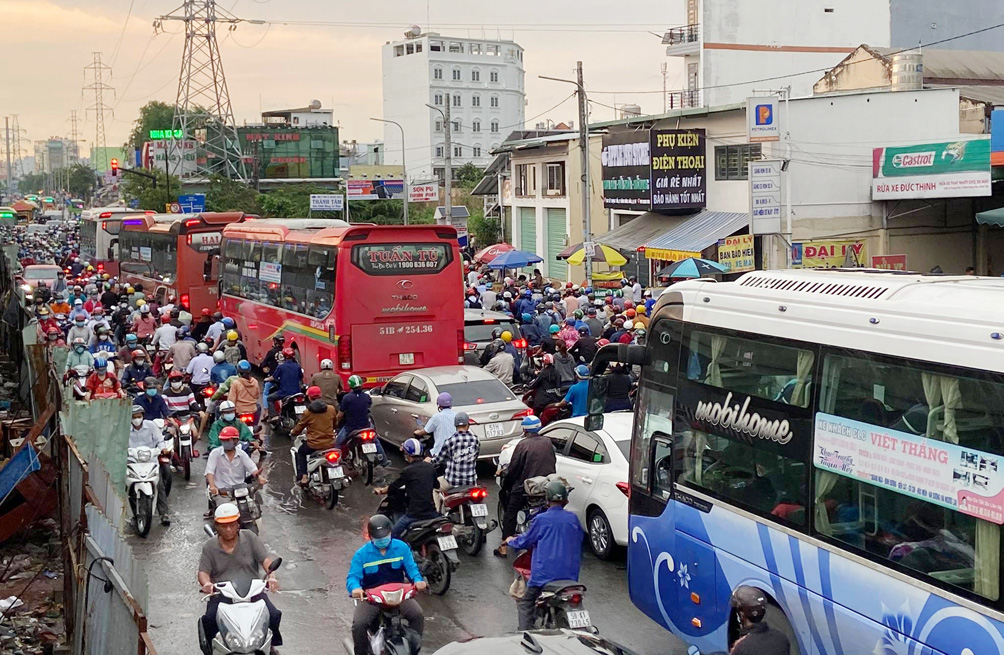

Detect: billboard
[791, 239, 867, 269]
[872, 139, 991, 200]
[717, 234, 755, 273]
[871, 254, 908, 271]
[746, 97, 780, 143]
[992, 109, 1004, 167]
[310, 194, 344, 211]
[409, 183, 439, 203]
[650, 129, 707, 211]
[144, 139, 198, 177]
[750, 160, 782, 234]
[347, 179, 405, 200]
[601, 131, 651, 210]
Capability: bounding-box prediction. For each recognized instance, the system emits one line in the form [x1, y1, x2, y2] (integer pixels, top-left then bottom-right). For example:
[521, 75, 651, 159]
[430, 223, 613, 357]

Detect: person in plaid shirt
[432, 412, 481, 493]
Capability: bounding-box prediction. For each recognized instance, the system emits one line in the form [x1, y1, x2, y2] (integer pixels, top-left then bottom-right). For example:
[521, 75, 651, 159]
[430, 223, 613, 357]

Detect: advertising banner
[992, 109, 1004, 167]
[791, 239, 867, 268]
[814, 413, 1004, 525]
[259, 262, 282, 284]
[310, 194, 344, 211]
[347, 179, 405, 200]
[872, 139, 991, 200]
[601, 131, 651, 210]
[650, 129, 707, 211]
[750, 160, 782, 234]
[409, 183, 439, 203]
[717, 234, 755, 273]
[871, 254, 908, 271]
[144, 139, 198, 177]
[746, 97, 780, 143]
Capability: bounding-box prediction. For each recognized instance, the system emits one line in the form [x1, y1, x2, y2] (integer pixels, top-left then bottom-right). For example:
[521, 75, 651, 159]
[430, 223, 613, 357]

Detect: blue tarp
[0, 444, 40, 503]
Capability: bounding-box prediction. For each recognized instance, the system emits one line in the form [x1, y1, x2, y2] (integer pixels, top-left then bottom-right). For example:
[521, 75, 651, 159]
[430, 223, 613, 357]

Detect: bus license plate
[470, 503, 488, 517]
[399, 353, 415, 365]
[362, 443, 378, 454]
[485, 422, 505, 438]
[566, 610, 591, 628]
[437, 535, 458, 550]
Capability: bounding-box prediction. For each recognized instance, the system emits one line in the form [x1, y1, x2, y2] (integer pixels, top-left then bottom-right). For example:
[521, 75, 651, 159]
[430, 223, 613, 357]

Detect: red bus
[219, 219, 465, 386]
[119, 212, 251, 314]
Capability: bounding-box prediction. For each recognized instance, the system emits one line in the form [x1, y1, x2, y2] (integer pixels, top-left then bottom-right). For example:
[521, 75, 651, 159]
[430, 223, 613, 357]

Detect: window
[435, 119, 442, 132]
[416, 42, 422, 53]
[633, 384, 674, 490]
[433, 66, 443, 80]
[430, 40, 443, 52]
[545, 162, 565, 196]
[469, 43, 482, 55]
[434, 92, 443, 106]
[435, 145, 444, 158]
[651, 437, 675, 502]
[383, 376, 412, 399]
[472, 119, 481, 133]
[473, 146, 482, 157]
[544, 427, 574, 453]
[471, 69, 480, 82]
[490, 70, 499, 82]
[120, 230, 177, 282]
[490, 120, 499, 133]
[490, 95, 499, 108]
[452, 67, 462, 81]
[487, 44, 500, 56]
[515, 163, 532, 197]
[404, 377, 429, 403]
[406, 43, 414, 55]
[449, 42, 463, 53]
[472, 94, 481, 108]
[394, 45, 404, 57]
[453, 145, 463, 157]
[453, 94, 461, 107]
[451, 120, 461, 133]
[567, 432, 610, 464]
[814, 350, 1004, 603]
[715, 144, 762, 180]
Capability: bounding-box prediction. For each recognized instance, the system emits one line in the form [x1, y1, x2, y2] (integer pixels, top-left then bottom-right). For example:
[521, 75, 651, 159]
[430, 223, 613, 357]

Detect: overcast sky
[0, 0, 684, 158]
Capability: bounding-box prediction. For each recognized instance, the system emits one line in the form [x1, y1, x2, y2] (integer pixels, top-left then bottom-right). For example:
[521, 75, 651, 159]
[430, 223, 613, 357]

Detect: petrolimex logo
[891, 151, 935, 168]
[755, 104, 773, 126]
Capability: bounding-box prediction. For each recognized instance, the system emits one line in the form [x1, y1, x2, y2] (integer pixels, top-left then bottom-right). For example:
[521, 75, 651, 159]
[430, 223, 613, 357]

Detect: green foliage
[455, 162, 484, 189]
[65, 164, 99, 200]
[467, 210, 501, 247]
[258, 185, 315, 218]
[204, 175, 262, 215]
[127, 101, 177, 152]
[120, 168, 182, 212]
[18, 172, 47, 194]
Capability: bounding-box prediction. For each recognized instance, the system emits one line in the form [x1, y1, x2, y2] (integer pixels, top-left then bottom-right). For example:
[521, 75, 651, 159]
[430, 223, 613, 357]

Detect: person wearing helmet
[347, 515, 426, 655]
[569, 324, 599, 365]
[259, 333, 287, 404]
[267, 346, 303, 418]
[85, 358, 125, 399]
[134, 376, 170, 420]
[129, 404, 171, 524]
[44, 325, 66, 349]
[67, 310, 92, 347]
[99, 281, 118, 311]
[205, 400, 253, 450]
[308, 358, 342, 407]
[291, 386, 338, 485]
[163, 369, 200, 417]
[132, 304, 157, 341]
[431, 411, 481, 502]
[519, 311, 543, 347]
[89, 326, 117, 361]
[516, 289, 536, 319]
[557, 317, 580, 350]
[210, 350, 236, 386]
[584, 307, 603, 338]
[728, 585, 788, 655]
[606, 317, 627, 342]
[557, 365, 591, 418]
[505, 477, 583, 629]
[206, 426, 266, 508]
[373, 438, 439, 537]
[484, 337, 516, 385]
[224, 360, 262, 426]
[204, 312, 227, 346]
[186, 342, 215, 402]
[191, 308, 214, 342]
[48, 293, 71, 317]
[336, 375, 390, 465]
[527, 350, 563, 417]
[152, 313, 178, 359]
[217, 329, 247, 366]
[495, 414, 556, 557]
[120, 344, 152, 389]
[633, 304, 649, 329]
[412, 392, 456, 457]
[198, 502, 282, 654]
[167, 325, 197, 372]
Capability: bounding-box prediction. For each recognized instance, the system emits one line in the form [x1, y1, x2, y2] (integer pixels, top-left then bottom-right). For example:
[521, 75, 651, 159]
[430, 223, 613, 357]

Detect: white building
[261, 100, 334, 127]
[381, 28, 525, 183]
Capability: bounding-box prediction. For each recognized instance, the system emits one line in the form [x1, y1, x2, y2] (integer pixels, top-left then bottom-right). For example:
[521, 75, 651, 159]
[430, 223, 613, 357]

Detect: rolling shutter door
[520, 207, 537, 255]
[545, 208, 566, 280]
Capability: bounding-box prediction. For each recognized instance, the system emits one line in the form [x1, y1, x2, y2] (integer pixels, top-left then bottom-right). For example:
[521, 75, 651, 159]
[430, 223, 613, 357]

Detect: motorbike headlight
[179, 423, 191, 435]
[381, 588, 405, 606]
[136, 448, 152, 463]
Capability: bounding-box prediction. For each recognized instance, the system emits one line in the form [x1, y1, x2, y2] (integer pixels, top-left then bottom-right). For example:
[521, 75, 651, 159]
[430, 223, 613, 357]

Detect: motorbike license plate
[470, 503, 488, 517]
[566, 610, 591, 628]
[180, 438, 191, 447]
[362, 443, 378, 454]
[437, 535, 458, 550]
[399, 353, 415, 366]
[326, 466, 344, 478]
[294, 405, 306, 415]
[485, 422, 505, 438]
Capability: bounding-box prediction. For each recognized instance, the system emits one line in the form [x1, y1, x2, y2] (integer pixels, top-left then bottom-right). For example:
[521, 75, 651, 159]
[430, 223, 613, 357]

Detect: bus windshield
[120, 231, 178, 281]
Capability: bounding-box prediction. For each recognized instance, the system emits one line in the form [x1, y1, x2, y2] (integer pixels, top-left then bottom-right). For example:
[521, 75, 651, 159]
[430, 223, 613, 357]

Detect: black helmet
[729, 585, 767, 623]
[454, 411, 470, 427]
[272, 333, 285, 345]
[368, 514, 393, 540]
[544, 480, 569, 502]
[490, 327, 502, 340]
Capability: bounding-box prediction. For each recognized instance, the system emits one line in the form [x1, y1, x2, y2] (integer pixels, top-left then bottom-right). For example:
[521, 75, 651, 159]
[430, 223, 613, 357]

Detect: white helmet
[219, 400, 236, 413]
[214, 503, 240, 524]
[624, 320, 634, 330]
[320, 358, 333, 370]
[212, 351, 225, 363]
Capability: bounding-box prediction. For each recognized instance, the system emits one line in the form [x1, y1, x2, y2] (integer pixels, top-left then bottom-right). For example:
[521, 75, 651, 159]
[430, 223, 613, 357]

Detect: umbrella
[558, 242, 628, 266]
[485, 249, 543, 270]
[474, 243, 515, 263]
[656, 257, 728, 279]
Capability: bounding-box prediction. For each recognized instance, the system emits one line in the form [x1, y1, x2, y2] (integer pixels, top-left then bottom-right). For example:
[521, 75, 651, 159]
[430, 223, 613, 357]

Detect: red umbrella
[474, 243, 515, 263]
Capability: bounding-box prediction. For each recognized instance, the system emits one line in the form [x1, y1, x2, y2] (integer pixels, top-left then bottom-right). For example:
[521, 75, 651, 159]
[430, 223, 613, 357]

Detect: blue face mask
[145, 388, 157, 397]
[372, 536, 391, 549]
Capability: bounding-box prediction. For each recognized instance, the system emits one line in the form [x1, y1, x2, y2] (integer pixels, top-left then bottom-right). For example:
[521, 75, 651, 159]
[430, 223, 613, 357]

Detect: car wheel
[587, 507, 615, 560]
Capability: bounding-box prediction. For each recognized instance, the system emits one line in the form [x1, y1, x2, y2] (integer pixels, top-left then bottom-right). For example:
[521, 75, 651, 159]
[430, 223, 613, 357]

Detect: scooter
[289, 436, 348, 509]
[440, 486, 495, 556]
[377, 491, 460, 595]
[342, 583, 422, 655]
[198, 539, 282, 655]
[163, 411, 198, 481]
[269, 391, 306, 438]
[207, 481, 263, 534]
[342, 427, 379, 486]
[513, 549, 594, 632]
[126, 439, 171, 538]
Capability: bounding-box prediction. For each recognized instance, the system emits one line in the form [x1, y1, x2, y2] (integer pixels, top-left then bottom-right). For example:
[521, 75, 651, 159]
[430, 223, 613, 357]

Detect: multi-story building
[381, 28, 525, 183]
[34, 138, 80, 173]
[235, 104, 339, 181]
[662, 0, 1003, 109]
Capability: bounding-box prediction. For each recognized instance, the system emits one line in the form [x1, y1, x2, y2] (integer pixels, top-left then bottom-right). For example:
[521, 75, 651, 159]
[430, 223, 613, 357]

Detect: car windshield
[438, 380, 515, 405]
[24, 268, 57, 280]
[464, 322, 517, 342]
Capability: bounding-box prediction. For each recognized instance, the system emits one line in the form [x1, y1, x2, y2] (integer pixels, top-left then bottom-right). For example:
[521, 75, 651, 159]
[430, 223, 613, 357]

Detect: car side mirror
[584, 414, 604, 432]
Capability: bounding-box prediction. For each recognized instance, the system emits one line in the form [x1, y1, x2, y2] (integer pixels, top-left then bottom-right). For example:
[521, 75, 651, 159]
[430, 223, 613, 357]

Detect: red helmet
[46, 326, 59, 335]
[168, 369, 184, 380]
[623, 300, 634, 309]
[597, 338, 610, 346]
[281, 347, 295, 359]
[160, 314, 171, 323]
[201, 308, 211, 316]
[306, 385, 322, 399]
[219, 426, 239, 440]
[131, 349, 145, 358]
[565, 282, 573, 289]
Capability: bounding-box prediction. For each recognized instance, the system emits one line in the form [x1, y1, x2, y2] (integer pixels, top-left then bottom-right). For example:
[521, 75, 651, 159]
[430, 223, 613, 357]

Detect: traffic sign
[169, 202, 181, 214]
[310, 194, 344, 211]
[178, 193, 206, 214]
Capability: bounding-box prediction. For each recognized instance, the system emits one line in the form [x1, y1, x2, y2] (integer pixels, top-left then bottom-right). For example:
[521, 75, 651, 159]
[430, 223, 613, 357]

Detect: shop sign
[601, 131, 651, 210]
[310, 194, 344, 211]
[872, 139, 991, 200]
[650, 129, 707, 211]
[871, 254, 908, 271]
[409, 183, 439, 203]
[750, 160, 782, 234]
[791, 239, 867, 268]
[717, 234, 755, 273]
[746, 97, 780, 143]
[815, 413, 1004, 525]
[992, 109, 1004, 167]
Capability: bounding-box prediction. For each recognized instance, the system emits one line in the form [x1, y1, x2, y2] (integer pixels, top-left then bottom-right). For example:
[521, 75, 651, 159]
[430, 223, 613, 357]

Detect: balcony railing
[662, 24, 699, 46]
[666, 89, 702, 110]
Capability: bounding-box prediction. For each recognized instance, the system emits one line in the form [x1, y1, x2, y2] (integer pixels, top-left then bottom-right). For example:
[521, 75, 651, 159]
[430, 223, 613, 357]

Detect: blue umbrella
[656, 257, 728, 279]
[485, 249, 543, 270]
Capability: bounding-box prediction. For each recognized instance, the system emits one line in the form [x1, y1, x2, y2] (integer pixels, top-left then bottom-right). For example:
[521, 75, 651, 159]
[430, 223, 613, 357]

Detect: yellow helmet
[135, 299, 146, 307]
[637, 305, 646, 315]
[500, 330, 513, 342]
[226, 330, 239, 341]
[127, 286, 135, 293]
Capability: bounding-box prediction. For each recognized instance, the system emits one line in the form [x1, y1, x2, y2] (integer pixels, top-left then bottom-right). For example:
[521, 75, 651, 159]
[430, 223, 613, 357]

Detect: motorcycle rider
[89, 326, 117, 358]
[67, 311, 92, 346]
[163, 369, 200, 416]
[484, 338, 515, 386]
[217, 329, 247, 365]
[527, 354, 563, 417]
[430, 412, 480, 510]
[84, 358, 125, 399]
[569, 326, 598, 364]
[167, 326, 197, 372]
[728, 586, 790, 655]
[519, 312, 543, 347]
[260, 334, 286, 405]
[135, 377, 171, 420]
[191, 308, 213, 343]
[198, 503, 282, 655]
[291, 386, 338, 485]
[204, 311, 226, 345]
[64, 337, 95, 377]
[557, 365, 590, 418]
[346, 515, 427, 655]
[209, 350, 236, 386]
[153, 314, 179, 360]
[133, 304, 157, 342]
[206, 401, 255, 450]
[121, 350, 154, 392]
[308, 358, 342, 407]
[505, 480, 583, 630]
[412, 392, 456, 457]
[267, 347, 302, 419]
[129, 405, 171, 526]
[495, 416, 555, 558]
[217, 361, 261, 425]
[205, 427, 267, 515]
[373, 438, 438, 537]
[186, 342, 215, 401]
[337, 375, 389, 465]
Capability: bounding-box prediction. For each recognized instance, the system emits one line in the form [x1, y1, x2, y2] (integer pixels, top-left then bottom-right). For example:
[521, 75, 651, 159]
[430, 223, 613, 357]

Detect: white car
[497, 413, 633, 560]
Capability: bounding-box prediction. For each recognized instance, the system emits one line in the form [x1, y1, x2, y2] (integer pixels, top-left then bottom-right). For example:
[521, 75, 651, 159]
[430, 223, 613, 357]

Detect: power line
[243, 19, 684, 34]
[109, 0, 137, 68]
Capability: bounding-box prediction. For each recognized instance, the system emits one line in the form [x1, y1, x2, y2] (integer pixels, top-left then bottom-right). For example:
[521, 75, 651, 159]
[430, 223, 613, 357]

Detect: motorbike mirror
[267, 557, 282, 574]
[203, 524, 216, 538]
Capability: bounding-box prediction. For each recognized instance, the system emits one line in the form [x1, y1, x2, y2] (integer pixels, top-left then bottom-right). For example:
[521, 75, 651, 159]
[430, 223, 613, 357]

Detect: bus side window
[651, 435, 673, 501]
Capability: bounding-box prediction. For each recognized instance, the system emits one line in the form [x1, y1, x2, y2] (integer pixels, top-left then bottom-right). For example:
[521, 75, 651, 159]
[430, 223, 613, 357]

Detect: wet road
[129, 432, 686, 655]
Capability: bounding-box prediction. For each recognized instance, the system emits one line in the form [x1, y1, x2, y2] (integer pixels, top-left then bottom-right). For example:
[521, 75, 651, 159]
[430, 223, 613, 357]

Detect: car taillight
[325, 450, 341, 463]
[439, 523, 454, 534]
[457, 329, 465, 364]
[616, 482, 630, 497]
[337, 335, 352, 371]
[469, 487, 487, 501]
[180, 293, 190, 310]
[511, 408, 533, 420]
[359, 429, 376, 441]
[463, 342, 478, 350]
[513, 339, 526, 349]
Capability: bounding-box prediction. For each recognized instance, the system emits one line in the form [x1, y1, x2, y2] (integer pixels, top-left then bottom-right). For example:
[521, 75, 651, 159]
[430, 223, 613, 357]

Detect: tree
[120, 168, 181, 211]
[455, 162, 483, 189]
[204, 175, 262, 214]
[127, 101, 178, 152]
[467, 210, 501, 247]
[65, 164, 99, 200]
[18, 172, 46, 194]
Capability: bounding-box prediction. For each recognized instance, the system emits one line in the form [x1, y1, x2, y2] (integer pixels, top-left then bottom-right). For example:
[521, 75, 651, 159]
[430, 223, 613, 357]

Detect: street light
[370, 117, 409, 225]
[425, 103, 452, 225]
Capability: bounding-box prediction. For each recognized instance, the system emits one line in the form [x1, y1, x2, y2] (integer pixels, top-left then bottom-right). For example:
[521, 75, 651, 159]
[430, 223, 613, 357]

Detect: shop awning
[643, 210, 749, 260]
[595, 212, 688, 252]
[976, 208, 1004, 227]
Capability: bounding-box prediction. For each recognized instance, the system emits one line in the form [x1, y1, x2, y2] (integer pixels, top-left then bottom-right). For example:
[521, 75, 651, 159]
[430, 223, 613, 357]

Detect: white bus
[79, 207, 154, 275]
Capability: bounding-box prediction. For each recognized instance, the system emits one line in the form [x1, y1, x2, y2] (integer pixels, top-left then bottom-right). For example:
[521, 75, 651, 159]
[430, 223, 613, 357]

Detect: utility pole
[370, 118, 409, 224]
[83, 52, 114, 171]
[68, 110, 80, 164]
[661, 63, 668, 113]
[4, 118, 12, 199]
[444, 98, 453, 226]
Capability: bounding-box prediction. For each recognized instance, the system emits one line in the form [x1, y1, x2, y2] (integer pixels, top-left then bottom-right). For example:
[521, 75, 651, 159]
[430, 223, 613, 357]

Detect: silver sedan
[369, 365, 532, 458]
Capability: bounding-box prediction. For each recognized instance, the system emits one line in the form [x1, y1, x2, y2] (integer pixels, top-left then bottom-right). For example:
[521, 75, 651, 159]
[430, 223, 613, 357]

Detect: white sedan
[498, 413, 633, 560]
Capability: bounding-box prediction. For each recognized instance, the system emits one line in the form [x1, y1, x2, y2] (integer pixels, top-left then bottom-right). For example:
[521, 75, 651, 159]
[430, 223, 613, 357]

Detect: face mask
[132, 417, 143, 427]
[222, 412, 236, 422]
[135, 359, 146, 366]
[222, 440, 237, 452]
[171, 381, 182, 390]
[99, 335, 108, 341]
[145, 388, 157, 397]
[372, 536, 392, 549]
[75, 320, 84, 326]
[74, 346, 85, 353]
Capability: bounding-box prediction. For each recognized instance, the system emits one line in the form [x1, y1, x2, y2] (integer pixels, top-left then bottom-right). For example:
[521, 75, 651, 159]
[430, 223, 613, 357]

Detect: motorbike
[342, 583, 421, 655]
[197, 545, 282, 655]
[209, 482, 262, 534]
[126, 438, 171, 538]
[440, 486, 495, 556]
[377, 491, 459, 595]
[494, 443, 559, 537]
[289, 436, 348, 509]
[512, 549, 593, 631]
[269, 391, 306, 438]
[342, 427, 379, 486]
